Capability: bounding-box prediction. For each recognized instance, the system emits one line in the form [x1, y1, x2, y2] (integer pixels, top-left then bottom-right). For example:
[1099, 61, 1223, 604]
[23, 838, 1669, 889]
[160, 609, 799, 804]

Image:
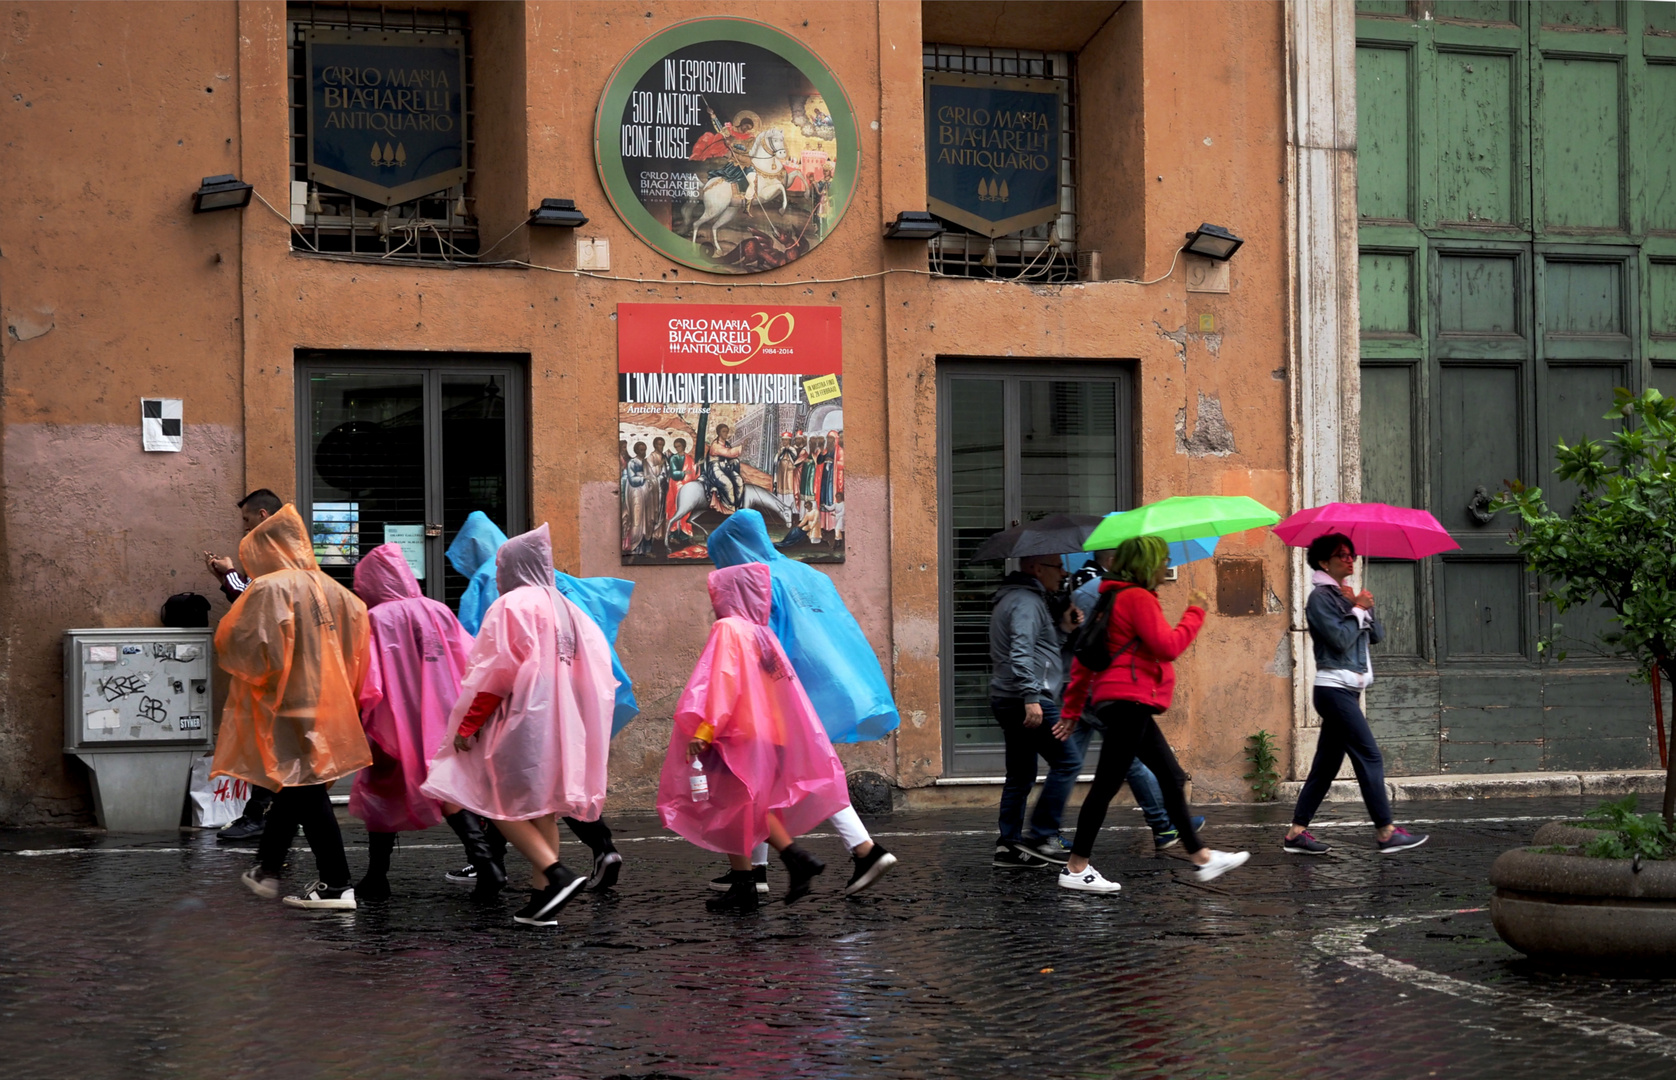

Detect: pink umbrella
[1274, 502, 1460, 560]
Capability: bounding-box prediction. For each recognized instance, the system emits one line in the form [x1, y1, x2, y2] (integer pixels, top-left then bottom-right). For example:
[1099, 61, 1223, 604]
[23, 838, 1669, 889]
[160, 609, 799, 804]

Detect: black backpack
[1068, 581, 1142, 672]
[161, 592, 211, 628]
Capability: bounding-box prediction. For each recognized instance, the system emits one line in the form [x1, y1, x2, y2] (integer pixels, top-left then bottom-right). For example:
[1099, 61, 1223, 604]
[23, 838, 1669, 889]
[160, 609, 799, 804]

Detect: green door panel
[1436, 364, 1522, 531]
[1539, 57, 1625, 232]
[1436, 253, 1521, 334]
[1645, 63, 1676, 232]
[1361, 363, 1417, 505]
[1434, 51, 1519, 225]
[1435, 1, 1519, 23]
[1648, 3, 1676, 34]
[1440, 560, 1527, 657]
[1367, 560, 1424, 657]
[1357, 0, 1411, 14]
[1650, 261, 1676, 337]
[1540, 1, 1623, 29]
[1360, 251, 1417, 334]
[1543, 261, 1625, 335]
[1357, 46, 1414, 221]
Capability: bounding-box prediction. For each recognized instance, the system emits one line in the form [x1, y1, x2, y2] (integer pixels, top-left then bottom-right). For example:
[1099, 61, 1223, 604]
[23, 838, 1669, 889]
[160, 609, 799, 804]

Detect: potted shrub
[1489, 387, 1676, 965]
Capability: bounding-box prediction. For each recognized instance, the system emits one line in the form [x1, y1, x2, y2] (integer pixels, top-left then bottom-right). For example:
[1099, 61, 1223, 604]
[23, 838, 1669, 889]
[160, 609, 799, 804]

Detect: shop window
[287, 5, 478, 260]
[923, 45, 1082, 282]
[937, 362, 1132, 775]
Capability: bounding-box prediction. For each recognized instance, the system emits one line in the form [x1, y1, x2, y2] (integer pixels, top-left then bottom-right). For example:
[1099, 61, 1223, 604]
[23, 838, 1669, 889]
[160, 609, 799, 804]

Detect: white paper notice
[141, 398, 183, 452]
[86, 708, 120, 731]
[174, 644, 201, 661]
[383, 524, 426, 579]
[88, 646, 119, 663]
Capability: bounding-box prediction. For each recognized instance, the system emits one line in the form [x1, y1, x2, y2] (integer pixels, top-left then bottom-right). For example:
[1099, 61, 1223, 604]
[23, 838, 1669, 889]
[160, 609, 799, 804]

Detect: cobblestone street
[6, 797, 1676, 1079]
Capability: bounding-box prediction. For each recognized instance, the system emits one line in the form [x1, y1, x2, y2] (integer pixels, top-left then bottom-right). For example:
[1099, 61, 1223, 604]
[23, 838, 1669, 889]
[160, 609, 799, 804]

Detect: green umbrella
[1081, 495, 1280, 551]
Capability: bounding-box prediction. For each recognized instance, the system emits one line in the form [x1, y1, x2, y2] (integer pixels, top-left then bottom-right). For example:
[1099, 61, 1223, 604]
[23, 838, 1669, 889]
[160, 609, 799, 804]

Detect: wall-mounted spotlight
[192, 174, 253, 213]
[884, 211, 945, 240]
[529, 198, 589, 227]
[1181, 223, 1244, 261]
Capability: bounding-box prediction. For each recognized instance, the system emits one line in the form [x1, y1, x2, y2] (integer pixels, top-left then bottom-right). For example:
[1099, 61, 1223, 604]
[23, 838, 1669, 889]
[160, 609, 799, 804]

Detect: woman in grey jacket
[1282, 533, 1428, 856]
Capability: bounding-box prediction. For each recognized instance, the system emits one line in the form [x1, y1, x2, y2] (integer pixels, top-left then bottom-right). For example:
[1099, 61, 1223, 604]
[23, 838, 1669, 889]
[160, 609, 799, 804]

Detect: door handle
[1466, 485, 1494, 526]
[424, 523, 443, 538]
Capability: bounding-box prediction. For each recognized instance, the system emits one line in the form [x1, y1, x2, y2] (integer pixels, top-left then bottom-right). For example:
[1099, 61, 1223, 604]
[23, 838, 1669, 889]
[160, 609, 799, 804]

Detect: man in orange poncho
[211, 504, 371, 912]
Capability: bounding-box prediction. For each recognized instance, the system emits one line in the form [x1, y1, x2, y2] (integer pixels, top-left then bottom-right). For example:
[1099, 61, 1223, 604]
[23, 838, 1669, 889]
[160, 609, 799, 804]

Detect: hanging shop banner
[924, 72, 1063, 238]
[595, 19, 858, 275]
[304, 29, 467, 206]
[618, 303, 844, 565]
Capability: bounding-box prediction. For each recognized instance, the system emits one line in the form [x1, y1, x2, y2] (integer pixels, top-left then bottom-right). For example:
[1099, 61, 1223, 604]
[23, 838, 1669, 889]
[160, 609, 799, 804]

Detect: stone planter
[1490, 833, 1676, 967]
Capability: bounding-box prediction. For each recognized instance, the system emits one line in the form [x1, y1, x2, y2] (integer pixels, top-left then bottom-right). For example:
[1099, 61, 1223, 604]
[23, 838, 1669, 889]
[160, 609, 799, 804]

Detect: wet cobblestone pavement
[6, 797, 1676, 1079]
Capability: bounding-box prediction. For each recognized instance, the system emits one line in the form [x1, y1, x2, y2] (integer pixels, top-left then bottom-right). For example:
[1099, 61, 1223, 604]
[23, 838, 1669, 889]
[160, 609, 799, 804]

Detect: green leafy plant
[1580, 795, 1676, 860]
[1492, 387, 1676, 824]
[1245, 729, 1280, 802]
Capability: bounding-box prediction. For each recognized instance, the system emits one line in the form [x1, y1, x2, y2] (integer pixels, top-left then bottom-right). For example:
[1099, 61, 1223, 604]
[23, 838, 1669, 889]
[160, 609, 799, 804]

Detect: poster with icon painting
[617, 303, 844, 564]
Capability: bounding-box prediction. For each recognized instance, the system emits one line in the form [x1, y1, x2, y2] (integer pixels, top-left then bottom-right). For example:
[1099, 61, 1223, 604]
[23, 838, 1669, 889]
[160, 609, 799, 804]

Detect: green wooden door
[1355, 0, 1676, 774]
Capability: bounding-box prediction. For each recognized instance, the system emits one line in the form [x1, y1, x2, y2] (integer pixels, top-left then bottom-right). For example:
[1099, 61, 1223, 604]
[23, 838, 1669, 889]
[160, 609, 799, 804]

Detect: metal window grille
[287, 4, 478, 260]
[922, 44, 1080, 282]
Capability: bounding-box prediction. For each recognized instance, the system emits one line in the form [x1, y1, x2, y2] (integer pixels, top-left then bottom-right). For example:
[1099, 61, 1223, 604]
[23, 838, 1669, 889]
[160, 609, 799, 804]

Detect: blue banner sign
[924, 72, 1063, 238]
[305, 30, 467, 206]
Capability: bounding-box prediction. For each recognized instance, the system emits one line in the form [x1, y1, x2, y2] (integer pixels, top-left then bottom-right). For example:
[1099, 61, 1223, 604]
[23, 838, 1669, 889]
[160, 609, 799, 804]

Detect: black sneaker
[993, 841, 1050, 869]
[217, 816, 265, 843]
[1282, 829, 1331, 855]
[705, 871, 761, 913]
[586, 849, 623, 891]
[844, 844, 899, 896]
[513, 863, 585, 926]
[1024, 838, 1071, 866]
[355, 874, 392, 903]
[779, 844, 826, 904]
[1377, 828, 1429, 854]
[444, 863, 477, 884]
[709, 866, 770, 894]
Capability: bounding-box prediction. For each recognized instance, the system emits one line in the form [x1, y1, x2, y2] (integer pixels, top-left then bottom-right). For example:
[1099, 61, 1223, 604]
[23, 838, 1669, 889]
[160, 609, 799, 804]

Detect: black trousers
[1070, 700, 1203, 858]
[257, 784, 351, 887]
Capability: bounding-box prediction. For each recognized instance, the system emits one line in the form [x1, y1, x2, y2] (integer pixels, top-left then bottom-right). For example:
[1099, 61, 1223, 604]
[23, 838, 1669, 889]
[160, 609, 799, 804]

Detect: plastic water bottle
[688, 757, 710, 802]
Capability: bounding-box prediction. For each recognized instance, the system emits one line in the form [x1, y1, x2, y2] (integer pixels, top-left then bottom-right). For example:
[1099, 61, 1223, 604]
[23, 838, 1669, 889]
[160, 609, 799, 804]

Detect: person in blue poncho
[705, 509, 900, 897]
[443, 511, 639, 892]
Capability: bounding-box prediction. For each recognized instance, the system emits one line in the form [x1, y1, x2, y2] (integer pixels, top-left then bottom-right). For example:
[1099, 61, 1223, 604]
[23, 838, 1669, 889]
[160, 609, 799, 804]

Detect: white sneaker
[240, 865, 279, 899]
[1193, 850, 1250, 882]
[282, 881, 357, 911]
[1058, 865, 1122, 894]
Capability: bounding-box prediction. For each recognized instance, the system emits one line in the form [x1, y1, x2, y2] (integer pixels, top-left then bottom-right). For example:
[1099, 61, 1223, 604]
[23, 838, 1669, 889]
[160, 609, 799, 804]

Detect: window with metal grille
[287, 5, 478, 260]
[922, 45, 1081, 282]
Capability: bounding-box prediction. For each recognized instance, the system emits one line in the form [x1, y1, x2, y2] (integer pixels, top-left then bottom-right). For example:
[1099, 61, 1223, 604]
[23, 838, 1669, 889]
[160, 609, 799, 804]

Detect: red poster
[617, 303, 844, 565]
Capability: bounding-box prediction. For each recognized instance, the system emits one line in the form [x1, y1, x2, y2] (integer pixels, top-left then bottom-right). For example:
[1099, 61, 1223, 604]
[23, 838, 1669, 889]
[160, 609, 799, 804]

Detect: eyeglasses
[1330, 549, 1355, 560]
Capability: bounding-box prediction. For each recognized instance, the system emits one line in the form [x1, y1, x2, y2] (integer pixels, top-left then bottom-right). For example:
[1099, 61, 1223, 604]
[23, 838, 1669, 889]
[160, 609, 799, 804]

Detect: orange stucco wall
[0, 0, 1292, 824]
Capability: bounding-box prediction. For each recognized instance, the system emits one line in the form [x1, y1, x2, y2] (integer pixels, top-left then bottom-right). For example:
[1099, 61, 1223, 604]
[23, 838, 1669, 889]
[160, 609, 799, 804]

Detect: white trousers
[751, 804, 869, 865]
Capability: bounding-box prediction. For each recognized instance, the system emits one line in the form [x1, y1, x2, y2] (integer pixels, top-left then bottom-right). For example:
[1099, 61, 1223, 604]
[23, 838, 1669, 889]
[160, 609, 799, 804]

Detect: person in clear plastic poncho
[348, 542, 476, 902]
[442, 511, 635, 893]
[422, 524, 617, 926]
[211, 504, 371, 911]
[704, 509, 900, 896]
[659, 564, 851, 911]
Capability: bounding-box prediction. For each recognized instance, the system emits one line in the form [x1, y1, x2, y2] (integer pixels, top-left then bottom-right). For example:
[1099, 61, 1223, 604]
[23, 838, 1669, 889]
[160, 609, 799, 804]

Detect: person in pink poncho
[658, 563, 850, 912]
[347, 542, 476, 902]
[421, 524, 616, 927]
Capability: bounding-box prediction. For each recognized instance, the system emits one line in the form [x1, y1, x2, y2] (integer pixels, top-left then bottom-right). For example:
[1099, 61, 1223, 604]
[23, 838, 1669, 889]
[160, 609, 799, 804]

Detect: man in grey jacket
[989, 554, 1084, 868]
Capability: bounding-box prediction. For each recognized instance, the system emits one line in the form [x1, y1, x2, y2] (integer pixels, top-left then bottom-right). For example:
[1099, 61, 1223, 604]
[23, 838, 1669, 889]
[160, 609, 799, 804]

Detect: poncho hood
[239, 504, 320, 578]
[353, 542, 422, 607]
[707, 509, 784, 567]
[709, 563, 772, 625]
[446, 511, 507, 578]
[496, 523, 554, 593]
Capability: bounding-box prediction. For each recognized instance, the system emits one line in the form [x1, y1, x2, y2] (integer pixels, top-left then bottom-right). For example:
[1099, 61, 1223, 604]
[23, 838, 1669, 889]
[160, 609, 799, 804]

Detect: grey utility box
[64, 628, 215, 832]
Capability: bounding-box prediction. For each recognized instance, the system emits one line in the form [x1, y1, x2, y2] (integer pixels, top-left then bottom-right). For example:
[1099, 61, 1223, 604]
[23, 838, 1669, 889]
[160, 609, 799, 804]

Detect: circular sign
[595, 19, 858, 275]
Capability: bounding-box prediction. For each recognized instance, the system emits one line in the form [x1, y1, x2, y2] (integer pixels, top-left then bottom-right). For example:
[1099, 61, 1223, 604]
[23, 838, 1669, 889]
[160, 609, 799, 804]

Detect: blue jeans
[993, 697, 1090, 844]
[1126, 759, 1173, 832]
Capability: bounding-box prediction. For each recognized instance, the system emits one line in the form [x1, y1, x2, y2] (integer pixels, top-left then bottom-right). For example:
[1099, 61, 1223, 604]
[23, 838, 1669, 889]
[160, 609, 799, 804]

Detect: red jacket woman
[1062, 580, 1205, 718]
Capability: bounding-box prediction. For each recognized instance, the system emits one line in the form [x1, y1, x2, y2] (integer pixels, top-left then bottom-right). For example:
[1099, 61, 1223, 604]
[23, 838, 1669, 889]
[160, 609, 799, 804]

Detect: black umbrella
[969, 513, 1107, 563]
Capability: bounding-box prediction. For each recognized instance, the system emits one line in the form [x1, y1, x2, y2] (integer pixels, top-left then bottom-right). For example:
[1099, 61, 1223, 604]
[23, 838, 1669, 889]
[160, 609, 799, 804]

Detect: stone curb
[1276, 769, 1667, 804]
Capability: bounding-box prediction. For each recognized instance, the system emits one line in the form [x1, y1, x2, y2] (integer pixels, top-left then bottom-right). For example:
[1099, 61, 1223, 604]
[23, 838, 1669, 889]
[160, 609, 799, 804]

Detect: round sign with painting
[595, 19, 858, 275]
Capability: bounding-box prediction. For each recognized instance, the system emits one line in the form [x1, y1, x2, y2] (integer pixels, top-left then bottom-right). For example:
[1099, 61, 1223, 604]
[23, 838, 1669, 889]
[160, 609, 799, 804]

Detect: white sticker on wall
[88, 646, 119, 663]
[141, 398, 183, 452]
[86, 708, 121, 731]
